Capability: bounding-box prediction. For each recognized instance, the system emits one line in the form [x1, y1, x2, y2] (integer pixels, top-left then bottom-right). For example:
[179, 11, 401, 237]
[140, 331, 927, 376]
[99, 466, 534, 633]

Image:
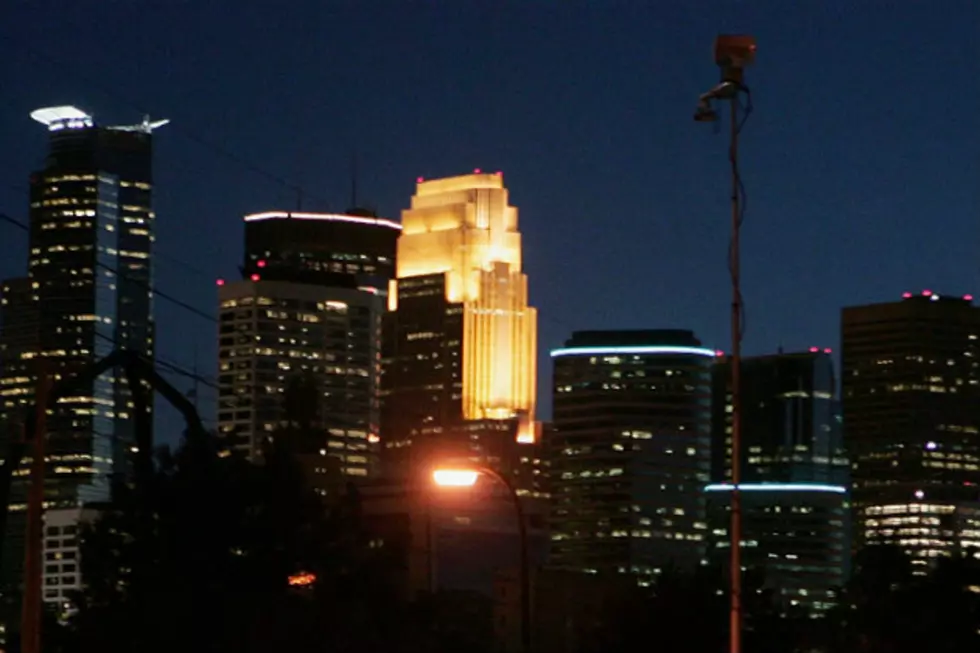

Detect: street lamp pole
[727, 90, 744, 653]
[433, 467, 531, 653]
[693, 34, 756, 653]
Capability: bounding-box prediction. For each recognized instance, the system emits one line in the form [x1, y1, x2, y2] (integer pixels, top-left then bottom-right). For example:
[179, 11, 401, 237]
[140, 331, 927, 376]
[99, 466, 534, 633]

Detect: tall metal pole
[728, 95, 743, 653]
[21, 366, 49, 653]
[483, 468, 530, 653]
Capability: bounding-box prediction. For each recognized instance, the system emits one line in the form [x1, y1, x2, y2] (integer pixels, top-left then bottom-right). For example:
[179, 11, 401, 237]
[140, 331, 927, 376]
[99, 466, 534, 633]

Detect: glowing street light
[432, 469, 480, 487]
[431, 465, 530, 653]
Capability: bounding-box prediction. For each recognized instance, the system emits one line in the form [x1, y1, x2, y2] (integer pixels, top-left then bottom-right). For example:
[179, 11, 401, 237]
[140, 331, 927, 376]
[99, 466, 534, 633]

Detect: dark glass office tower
[711, 350, 848, 485]
[708, 349, 850, 615]
[842, 291, 980, 567]
[0, 107, 164, 621]
[241, 210, 399, 295]
[0, 106, 164, 506]
[548, 330, 714, 582]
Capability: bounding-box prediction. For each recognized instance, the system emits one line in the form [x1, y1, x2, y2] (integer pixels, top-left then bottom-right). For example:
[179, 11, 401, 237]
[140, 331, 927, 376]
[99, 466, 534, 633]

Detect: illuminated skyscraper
[708, 350, 850, 615]
[381, 172, 538, 479]
[216, 211, 399, 478]
[0, 106, 164, 503]
[548, 330, 714, 579]
[710, 349, 848, 485]
[0, 105, 164, 601]
[842, 291, 980, 568]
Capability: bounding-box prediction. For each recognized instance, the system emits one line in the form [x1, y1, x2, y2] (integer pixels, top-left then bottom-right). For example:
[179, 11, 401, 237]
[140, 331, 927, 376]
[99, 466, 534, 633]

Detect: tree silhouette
[63, 429, 408, 653]
[817, 546, 980, 653]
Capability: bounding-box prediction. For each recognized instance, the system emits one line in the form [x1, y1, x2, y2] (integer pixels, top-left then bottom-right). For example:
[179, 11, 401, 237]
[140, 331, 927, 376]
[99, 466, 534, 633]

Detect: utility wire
[727, 84, 752, 342]
[3, 181, 214, 283]
[0, 211, 216, 325]
[85, 329, 219, 394]
[0, 32, 321, 209]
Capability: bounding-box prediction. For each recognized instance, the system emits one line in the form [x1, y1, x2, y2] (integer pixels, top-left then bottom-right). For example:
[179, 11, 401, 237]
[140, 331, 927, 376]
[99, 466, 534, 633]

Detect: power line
[1, 182, 216, 283]
[0, 31, 322, 209]
[84, 327, 218, 393]
[0, 211, 216, 324]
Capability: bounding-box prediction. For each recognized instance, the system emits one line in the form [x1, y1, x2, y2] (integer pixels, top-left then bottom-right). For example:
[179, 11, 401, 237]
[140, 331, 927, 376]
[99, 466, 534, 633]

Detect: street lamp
[432, 466, 531, 653]
[693, 34, 756, 653]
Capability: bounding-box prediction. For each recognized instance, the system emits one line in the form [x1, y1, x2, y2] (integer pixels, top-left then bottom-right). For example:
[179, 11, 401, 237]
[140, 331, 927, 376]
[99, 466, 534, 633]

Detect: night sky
[1, 1, 977, 442]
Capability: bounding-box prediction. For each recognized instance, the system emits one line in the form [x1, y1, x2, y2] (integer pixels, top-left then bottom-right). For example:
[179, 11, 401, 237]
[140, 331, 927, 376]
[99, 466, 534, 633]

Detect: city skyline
[0, 5, 978, 651]
[1, 2, 978, 440]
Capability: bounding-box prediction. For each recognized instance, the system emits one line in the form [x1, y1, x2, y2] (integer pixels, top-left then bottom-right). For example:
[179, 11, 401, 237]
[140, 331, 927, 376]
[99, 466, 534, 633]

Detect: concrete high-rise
[380, 173, 537, 480]
[548, 330, 714, 581]
[216, 211, 399, 479]
[708, 350, 850, 615]
[842, 291, 980, 568]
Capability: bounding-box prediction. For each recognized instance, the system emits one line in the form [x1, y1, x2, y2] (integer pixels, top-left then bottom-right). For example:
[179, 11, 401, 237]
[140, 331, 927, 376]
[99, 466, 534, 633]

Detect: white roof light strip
[550, 345, 717, 358]
[243, 211, 402, 230]
[704, 483, 847, 494]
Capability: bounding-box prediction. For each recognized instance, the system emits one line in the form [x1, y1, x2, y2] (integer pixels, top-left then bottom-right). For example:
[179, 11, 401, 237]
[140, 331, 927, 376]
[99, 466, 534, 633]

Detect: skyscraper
[0, 106, 164, 609]
[842, 291, 980, 567]
[0, 105, 165, 506]
[710, 350, 848, 485]
[708, 350, 850, 614]
[548, 330, 714, 580]
[380, 172, 537, 479]
[216, 211, 399, 477]
[241, 209, 397, 294]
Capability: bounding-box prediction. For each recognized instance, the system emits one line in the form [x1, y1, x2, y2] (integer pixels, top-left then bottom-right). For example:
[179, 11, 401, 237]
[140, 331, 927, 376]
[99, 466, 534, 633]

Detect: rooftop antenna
[350, 151, 359, 209]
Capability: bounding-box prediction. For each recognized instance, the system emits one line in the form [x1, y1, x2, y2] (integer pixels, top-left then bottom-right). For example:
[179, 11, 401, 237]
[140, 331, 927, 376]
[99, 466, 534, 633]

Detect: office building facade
[708, 349, 850, 614]
[216, 211, 398, 478]
[842, 291, 980, 567]
[711, 350, 849, 485]
[241, 209, 397, 295]
[41, 506, 100, 620]
[705, 483, 848, 615]
[0, 105, 164, 507]
[548, 330, 714, 580]
[218, 211, 401, 476]
[381, 173, 537, 481]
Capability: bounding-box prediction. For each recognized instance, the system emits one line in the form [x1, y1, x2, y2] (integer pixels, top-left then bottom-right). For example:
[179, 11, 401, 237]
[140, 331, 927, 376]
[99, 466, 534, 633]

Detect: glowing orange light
[395, 173, 537, 425]
[367, 434, 380, 444]
[433, 469, 479, 487]
[288, 572, 316, 587]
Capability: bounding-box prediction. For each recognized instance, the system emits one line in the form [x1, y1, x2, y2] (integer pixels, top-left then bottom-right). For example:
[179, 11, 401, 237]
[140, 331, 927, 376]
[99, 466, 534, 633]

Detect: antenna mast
[350, 151, 359, 209]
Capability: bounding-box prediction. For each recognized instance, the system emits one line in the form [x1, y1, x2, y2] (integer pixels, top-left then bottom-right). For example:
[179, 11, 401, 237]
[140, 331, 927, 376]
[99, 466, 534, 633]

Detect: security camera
[693, 99, 718, 122]
[714, 34, 757, 72]
[701, 81, 737, 102]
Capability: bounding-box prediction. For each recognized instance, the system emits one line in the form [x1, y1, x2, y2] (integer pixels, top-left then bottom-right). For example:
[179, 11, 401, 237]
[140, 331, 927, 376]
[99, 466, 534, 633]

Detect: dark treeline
[41, 431, 481, 653]
[24, 426, 980, 653]
[576, 549, 980, 653]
